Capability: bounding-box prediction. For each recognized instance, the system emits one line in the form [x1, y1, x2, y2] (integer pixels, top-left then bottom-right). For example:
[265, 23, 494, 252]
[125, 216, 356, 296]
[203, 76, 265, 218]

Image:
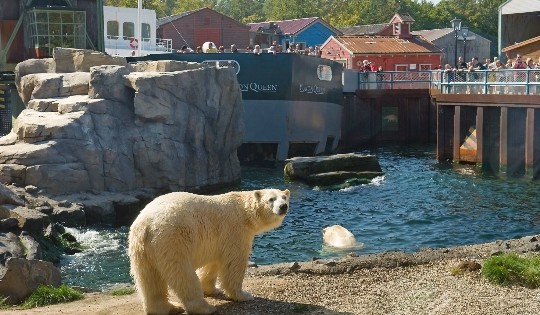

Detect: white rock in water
[322, 225, 357, 248]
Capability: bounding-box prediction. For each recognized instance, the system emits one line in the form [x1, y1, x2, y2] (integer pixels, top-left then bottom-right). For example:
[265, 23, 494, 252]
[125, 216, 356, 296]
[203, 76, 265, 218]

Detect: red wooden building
[157, 8, 249, 51]
[321, 13, 442, 71]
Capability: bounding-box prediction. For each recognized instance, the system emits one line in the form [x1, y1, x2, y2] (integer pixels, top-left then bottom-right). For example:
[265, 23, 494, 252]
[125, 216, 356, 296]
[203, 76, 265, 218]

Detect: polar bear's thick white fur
[322, 224, 357, 248]
[128, 189, 290, 315]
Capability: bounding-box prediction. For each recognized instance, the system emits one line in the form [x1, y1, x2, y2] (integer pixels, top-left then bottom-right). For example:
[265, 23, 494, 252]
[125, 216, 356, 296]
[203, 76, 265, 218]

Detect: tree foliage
[104, 0, 507, 44]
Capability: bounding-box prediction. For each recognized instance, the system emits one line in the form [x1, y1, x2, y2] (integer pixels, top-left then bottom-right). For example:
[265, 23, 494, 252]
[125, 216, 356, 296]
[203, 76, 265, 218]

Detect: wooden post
[525, 107, 534, 177]
[476, 107, 484, 164]
[453, 106, 461, 162]
[499, 107, 508, 172]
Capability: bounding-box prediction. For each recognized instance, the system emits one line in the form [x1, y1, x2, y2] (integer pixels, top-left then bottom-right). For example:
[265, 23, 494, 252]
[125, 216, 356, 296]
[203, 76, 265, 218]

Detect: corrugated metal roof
[340, 24, 388, 35]
[411, 28, 453, 42]
[248, 17, 319, 35]
[502, 35, 540, 51]
[501, 0, 540, 15]
[333, 35, 442, 54]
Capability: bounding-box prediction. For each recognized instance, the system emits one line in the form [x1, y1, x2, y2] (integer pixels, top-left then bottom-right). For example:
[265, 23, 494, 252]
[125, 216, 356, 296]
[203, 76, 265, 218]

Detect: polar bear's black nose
[278, 204, 288, 215]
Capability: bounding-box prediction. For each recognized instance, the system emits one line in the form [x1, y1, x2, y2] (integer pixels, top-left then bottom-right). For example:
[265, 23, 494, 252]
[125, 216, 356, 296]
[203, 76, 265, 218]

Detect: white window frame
[395, 64, 408, 71]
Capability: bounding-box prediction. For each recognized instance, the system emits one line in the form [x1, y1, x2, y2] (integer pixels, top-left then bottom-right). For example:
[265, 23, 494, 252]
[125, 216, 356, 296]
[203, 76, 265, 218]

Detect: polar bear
[128, 189, 290, 315]
[322, 224, 358, 248]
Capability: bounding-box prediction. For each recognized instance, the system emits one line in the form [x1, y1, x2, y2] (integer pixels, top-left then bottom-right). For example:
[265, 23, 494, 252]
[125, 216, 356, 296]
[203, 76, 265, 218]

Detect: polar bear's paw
[226, 290, 254, 302]
[203, 286, 222, 297]
[184, 300, 216, 315]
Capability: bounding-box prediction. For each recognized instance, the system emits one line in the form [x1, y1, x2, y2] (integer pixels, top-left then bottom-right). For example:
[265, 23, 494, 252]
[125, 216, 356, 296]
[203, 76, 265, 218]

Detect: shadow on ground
[211, 296, 354, 315]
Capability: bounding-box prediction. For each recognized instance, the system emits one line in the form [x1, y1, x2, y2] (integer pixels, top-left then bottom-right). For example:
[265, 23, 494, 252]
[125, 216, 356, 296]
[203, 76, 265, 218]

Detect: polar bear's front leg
[218, 245, 254, 302]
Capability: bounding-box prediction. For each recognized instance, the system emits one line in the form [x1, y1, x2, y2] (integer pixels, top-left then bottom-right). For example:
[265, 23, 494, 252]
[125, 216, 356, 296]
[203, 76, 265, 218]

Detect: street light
[461, 26, 469, 62]
[451, 17, 462, 68]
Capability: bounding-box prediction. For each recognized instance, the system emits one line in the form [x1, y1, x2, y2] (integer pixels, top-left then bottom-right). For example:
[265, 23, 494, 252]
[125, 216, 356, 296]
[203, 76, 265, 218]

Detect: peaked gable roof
[157, 7, 247, 29]
[339, 12, 414, 37]
[157, 8, 203, 27]
[390, 12, 415, 24]
[248, 17, 340, 36]
[329, 35, 442, 55]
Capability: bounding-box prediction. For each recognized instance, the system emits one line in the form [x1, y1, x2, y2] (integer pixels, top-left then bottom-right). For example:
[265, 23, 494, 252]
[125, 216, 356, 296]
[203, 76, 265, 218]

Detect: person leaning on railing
[491, 60, 506, 94]
[511, 54, 527, 94]
[468, 57, 486, 94]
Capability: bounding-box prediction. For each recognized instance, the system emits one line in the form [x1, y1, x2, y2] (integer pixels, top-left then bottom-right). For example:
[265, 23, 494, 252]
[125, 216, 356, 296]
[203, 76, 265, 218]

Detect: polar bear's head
[250, 189, 290, 234]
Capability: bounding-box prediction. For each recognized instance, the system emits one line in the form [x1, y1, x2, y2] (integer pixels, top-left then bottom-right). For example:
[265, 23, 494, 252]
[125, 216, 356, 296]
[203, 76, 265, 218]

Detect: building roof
[391, 12, 415, 23]
[157, 8, 203, 27]
[502, 35, 540, 52]
[340, 24, 388, 35]
[339, 13, 415, 36]
[248, 17, 340, 36]
[157, 7, 248, 29]
[411, 28, 454, 42]
[328, 35, 443, 55]
[500, 0, 540, 15]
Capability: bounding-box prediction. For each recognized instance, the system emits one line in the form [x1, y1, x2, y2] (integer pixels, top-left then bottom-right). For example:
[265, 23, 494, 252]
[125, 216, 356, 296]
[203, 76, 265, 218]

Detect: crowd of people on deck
[175, 40, 323, 57]
[439, 54, 540, 94]
[440, 54, 540, 74]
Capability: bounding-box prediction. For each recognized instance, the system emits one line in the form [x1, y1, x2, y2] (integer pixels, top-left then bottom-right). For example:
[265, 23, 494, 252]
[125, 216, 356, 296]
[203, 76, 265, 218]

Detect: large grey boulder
[18, 72, 90, 104]
[53, 48, 127, 73]
[0, 257, 61, 304]
[284, 153, 384, 187]
[0, 183, 25, 206]
[1, 48, 243, 195]
[0, 232, 25, 264]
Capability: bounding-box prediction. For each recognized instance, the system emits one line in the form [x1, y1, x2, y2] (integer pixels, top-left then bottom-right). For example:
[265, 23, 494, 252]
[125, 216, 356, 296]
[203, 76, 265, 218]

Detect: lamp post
[461, 26, 469, 62]
[451, 17, 462, 68]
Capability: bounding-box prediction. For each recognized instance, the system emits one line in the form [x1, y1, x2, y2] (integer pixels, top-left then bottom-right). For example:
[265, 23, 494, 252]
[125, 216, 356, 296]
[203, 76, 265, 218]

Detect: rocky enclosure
[0, 48, 244, 194]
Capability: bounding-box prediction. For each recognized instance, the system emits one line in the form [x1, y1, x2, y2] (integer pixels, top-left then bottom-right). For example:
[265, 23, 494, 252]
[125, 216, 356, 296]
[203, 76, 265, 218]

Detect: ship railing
[345, 69, 540, 95]
[104, 36, 173, 53]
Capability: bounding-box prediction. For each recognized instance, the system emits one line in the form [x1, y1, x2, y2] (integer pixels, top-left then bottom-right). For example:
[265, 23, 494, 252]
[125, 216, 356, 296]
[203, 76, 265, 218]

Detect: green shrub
[482, 253, 540, 288]
[21, 285, 83, 308]
[109, 287, 135, 296]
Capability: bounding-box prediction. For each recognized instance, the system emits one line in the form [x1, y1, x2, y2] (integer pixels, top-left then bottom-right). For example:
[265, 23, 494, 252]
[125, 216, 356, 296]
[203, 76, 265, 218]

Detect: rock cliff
[0, 48, 244, 194]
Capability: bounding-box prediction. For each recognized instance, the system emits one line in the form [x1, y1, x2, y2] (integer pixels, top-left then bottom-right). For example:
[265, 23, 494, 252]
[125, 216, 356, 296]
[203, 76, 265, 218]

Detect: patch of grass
[21, 285, 83, 309]
[109, 287, 136, 296]
[482, 253, 540, 288]
[291, 303, 311, 313]
[0, 295, 11, 309]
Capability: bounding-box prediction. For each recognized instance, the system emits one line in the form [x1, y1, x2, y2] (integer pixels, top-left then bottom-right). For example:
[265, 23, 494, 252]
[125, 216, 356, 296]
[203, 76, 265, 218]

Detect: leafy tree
[215, 0, 265, 22]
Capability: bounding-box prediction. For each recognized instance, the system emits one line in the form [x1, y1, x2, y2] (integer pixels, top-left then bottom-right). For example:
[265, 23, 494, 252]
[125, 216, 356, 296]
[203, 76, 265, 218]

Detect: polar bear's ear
[284, 189, 290, 198]
[254, 190, 262, 201]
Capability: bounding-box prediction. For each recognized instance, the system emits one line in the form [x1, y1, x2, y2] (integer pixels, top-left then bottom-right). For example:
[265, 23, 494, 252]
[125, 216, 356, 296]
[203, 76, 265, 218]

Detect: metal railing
[344, 69, 540, 95]
[433, 68, 540, 95]
[104, 36, 173, 54]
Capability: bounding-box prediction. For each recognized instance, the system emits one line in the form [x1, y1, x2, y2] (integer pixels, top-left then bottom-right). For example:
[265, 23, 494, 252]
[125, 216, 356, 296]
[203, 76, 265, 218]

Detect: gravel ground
[3, 235, 540, 315]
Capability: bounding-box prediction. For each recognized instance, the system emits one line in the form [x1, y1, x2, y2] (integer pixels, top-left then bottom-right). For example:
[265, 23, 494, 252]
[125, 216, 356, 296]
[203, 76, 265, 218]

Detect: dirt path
[3, 235, 540, 315]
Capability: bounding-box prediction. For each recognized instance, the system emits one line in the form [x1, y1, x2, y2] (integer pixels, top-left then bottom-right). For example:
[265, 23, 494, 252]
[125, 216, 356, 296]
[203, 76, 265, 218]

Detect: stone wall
[0, 48, 243, 194]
